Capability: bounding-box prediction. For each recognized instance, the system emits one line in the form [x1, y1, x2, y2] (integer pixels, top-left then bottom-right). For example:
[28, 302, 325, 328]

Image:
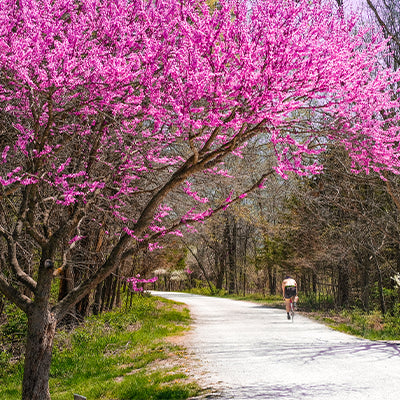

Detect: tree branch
[51, 232, 131, 320]
[0, 273, 32, 313]
[366, 0, 400, 49]
[3, 230, 37, 293]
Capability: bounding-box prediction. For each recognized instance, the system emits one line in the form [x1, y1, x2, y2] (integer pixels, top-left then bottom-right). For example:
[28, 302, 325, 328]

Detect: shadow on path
[200, 382, 366, 400]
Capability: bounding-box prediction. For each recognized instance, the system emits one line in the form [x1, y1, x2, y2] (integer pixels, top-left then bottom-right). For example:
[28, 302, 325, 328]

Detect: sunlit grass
[308, 308, 400, 340]
[0, 294, 201, 400]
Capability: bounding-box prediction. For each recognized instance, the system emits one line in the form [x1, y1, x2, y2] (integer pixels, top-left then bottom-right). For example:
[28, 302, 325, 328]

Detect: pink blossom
[57, 158, 71, 174]
[20, 176, 39, 185]
[126, 275, 158, 292]
[69, 235, 85, 244]
[204, 168, 234, 178]
[185, 224, 198, 234]
[182, 208, 214, 223]
[152, 205, 173, 222]
[183, 181, 209, 203]
[1, 146, 9, 163]
[149, 225, 167, 233]
[225, 191, 234, 203]
[168, 230, 183, 237]
[149, 242, 163, 251]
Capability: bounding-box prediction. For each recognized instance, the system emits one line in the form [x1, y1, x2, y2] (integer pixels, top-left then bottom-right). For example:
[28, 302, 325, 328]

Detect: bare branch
[0, 273, 32, 313]
[366, 0, 400, 49]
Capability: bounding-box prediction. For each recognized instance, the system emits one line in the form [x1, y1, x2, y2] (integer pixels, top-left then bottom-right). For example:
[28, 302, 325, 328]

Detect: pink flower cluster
[183, 182, 209, 204]
[126, 275, 158, 292]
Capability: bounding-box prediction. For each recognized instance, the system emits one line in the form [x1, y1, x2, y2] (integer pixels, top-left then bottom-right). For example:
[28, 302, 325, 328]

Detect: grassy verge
[0, 294, 202, 400]
[305, 309, 400, 341]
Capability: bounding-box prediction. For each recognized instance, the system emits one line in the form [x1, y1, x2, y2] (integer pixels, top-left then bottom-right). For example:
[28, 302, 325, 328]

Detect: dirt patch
[155, 299, 188, 313]
[155, 300, 166, 309]
[302, 311, 351, 325]
[171, 303, 188, 313]
[126, 322, 141, 332]
[165, 332, 188, 346]
[104, 341, 132, 357]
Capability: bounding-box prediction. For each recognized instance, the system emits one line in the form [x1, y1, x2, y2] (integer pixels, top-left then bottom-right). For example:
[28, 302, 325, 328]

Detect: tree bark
[57, 264, 74, 302]
[337, 264, 350, 308]
[268, 267, 277, 295]
[229, 218, 237, 294]
[376, 261, 387, 315]
[22, 307, 57, 400]
[76, 293, 90, 320]
[361, 256, 371, 311]
[22, 259, 56, 400]
[215, 253, 225, 290]
[226, 217, 237, 294]
[312, 270, 317, 294]
[92, 282, 103, 315]
[107, 274, 118, 310]
[115, 276, 122, 308]
[100, 275, 112, 313]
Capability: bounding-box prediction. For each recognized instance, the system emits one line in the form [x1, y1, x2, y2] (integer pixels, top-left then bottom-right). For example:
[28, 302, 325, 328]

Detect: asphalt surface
[152, 291, 400, 400]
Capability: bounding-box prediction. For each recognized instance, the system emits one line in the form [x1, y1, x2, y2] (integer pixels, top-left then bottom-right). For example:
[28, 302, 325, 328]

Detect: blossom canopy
[0, 0, 399, 233]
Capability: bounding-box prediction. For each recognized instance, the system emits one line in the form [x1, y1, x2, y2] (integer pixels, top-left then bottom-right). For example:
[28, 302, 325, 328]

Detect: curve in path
[152, 291, 400, 400]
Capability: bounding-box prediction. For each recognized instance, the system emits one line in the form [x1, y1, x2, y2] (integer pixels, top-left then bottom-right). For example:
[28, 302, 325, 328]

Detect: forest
[0, 0, 400, 399]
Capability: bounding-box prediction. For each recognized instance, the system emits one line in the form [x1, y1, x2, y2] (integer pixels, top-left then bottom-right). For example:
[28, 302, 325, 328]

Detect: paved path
[152, 291, 400, 399]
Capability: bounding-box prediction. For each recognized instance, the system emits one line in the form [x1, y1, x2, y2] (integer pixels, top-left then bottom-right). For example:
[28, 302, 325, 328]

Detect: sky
[343, 0, 367, 15]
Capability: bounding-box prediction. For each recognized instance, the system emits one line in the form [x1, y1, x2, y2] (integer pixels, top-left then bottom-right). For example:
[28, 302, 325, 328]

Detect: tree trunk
[76, 293, 90, 320]
[376, 262, 386, 315]
[115, 276, 122, 308]
[312, 270, 317, 294]
[215, 234, 226, 291]
[227, 217, 237, 294]
[22, 305, 56, 400]
[57, 264, 74, 302]
[107, 274, 117, 310]
[92, 282, 103, 315]
[268, 267, 277, 295]
[215, 254, 225, 290]
[242, 236, 248, 296]
[20, 259, 57, 400]
[183, 242, 214, 294]
[0, 294, 4, 316]
[361, 257, 370, 311]
[337, 264, 350, 308]
[100, 275, 112, 313]
[57, 264, 76, 326]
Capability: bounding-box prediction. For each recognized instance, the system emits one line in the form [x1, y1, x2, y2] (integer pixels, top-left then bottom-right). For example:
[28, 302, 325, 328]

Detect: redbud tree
[0, 0, 399, 398]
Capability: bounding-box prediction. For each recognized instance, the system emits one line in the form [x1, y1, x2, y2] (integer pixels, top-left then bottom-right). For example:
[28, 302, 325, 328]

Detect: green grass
[308, 308, 400, 341]
[0, 294, 201, 400]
